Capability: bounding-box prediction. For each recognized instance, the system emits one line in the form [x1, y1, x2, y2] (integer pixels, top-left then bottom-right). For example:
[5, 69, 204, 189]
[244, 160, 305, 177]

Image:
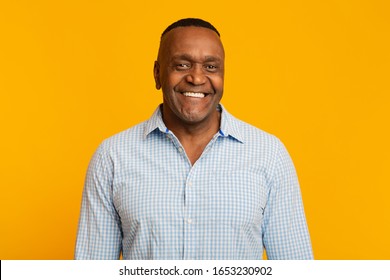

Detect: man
[75, 18, 313, 260]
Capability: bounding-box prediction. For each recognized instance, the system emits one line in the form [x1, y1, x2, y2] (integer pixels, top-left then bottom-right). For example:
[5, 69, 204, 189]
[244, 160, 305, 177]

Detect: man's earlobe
[154, 61, 161, 90]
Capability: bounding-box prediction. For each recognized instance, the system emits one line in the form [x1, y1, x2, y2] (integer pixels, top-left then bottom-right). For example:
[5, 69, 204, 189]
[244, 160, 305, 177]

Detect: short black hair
[161, 18, 220, 38]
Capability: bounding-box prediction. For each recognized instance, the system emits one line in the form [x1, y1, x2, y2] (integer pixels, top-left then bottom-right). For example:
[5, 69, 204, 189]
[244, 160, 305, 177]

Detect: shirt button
[178, 147, 183, 153]
[187, 181, 192, 187]
[187, 218, 193, 224]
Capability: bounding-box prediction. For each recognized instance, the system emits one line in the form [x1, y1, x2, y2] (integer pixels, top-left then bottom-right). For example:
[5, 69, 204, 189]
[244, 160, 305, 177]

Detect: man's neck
[162, 107, 221, 165]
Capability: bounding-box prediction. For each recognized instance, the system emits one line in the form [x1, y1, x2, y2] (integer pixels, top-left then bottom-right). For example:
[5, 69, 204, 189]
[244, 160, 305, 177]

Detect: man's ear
[153, 61, 161, 90]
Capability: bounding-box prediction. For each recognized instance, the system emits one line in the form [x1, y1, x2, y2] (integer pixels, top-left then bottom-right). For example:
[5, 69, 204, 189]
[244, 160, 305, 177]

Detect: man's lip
[178, 91, 212, 96]
[181, 92, 206, 98]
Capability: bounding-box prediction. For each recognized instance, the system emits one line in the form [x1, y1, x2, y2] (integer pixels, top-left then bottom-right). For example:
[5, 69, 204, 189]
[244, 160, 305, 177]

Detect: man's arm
[262, 140, 313, 259]
[75, 143, 122, 259]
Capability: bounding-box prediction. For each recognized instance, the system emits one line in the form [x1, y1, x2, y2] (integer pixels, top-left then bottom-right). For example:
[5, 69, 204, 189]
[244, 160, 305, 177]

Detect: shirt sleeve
[74, 143, 122, 259]
[262, 140, 313, 259]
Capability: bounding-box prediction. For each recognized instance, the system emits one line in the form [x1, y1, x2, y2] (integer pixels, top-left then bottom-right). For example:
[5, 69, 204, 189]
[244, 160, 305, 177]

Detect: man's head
[154, 18, 225, 127]
[160, 18, 221, 38]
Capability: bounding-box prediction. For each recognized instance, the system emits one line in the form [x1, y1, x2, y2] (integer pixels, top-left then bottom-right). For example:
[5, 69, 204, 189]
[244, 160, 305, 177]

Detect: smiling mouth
[181, 92, 207, 98]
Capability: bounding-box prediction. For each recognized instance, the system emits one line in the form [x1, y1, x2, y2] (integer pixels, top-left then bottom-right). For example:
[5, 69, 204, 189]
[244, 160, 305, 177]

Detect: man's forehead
[161, 25, 220, 39]
[160, 26, 223, 52]
[157, 26, 224, 62]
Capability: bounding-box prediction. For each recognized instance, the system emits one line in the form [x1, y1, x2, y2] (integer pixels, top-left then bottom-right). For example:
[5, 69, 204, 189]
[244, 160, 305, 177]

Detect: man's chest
[111, 152, 270, 230]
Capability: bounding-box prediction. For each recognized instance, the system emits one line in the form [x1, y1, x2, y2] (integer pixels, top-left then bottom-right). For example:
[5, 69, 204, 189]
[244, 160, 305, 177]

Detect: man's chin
[179, 113, 206, 124]
[177, 108, 219, 126]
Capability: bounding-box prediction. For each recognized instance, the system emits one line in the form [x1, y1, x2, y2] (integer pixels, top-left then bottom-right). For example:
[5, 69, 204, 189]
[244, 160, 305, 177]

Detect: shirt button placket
[183, 171, 195, 259]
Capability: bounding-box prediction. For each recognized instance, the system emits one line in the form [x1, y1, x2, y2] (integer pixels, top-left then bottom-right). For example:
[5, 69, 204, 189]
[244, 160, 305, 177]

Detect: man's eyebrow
[204, 55, 222, 62]
[170, 54, 222, 62]
[170, 54, 193, 61]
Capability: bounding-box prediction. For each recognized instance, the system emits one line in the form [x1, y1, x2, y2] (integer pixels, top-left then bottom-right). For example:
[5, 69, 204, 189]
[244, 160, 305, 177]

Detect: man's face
[154, 26, 225, 126]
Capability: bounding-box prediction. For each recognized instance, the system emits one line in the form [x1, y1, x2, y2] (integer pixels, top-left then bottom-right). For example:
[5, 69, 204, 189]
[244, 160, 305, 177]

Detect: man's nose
[185, 65, 207, 85]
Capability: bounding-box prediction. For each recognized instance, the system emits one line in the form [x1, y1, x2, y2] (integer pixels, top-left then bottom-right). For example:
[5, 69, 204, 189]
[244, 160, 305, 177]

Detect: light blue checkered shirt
[75, 104, 313, 260]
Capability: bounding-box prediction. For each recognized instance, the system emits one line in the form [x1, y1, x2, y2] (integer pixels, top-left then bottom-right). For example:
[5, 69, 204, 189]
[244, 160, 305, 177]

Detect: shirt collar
[144, 104, 244, 143]
[143, 104, 168, 138]
[218, 104, 244, 143]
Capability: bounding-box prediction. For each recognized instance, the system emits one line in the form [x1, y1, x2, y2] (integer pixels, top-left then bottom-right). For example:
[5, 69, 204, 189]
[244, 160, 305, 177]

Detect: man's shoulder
[224, 112, 292, 174]
[226, 111, 282, 149]
[98, 120, 149, 151]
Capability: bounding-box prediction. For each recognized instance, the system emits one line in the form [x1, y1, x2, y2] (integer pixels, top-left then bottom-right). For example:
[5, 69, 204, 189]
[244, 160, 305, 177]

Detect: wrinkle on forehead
[169, 54, 223, 64]
[157, 26, 224, 63]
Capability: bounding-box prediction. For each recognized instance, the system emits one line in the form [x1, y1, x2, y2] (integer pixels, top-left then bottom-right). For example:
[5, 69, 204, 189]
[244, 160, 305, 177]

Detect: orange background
[1, 0, 389, 259]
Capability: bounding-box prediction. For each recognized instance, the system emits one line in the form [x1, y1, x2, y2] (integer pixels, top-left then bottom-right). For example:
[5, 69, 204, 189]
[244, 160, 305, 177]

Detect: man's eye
[176, 63, 190, 70]
[205, 65, 217, 71]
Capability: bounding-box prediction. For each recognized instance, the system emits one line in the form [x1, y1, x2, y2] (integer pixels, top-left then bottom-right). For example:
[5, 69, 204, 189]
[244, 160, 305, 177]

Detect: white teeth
[182, 92, 205, 98]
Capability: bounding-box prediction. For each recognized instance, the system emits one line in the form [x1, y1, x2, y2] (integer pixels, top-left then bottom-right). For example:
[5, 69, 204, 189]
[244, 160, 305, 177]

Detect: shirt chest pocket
[195, 169, 268, 227]
[113, 170, 184, 226]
